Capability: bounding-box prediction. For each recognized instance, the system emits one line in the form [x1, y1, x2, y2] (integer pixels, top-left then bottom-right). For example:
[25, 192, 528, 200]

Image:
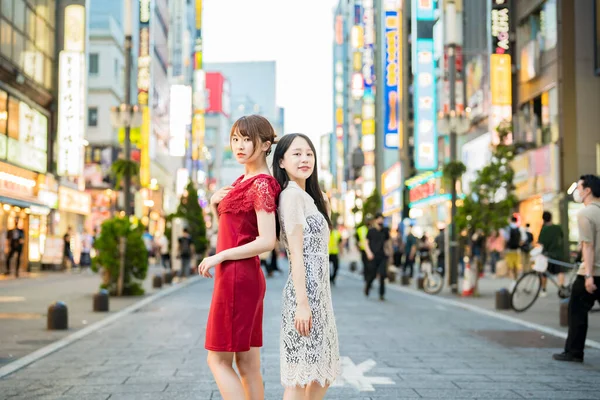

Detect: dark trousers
[360, 250, 368, 278]
[269, 249, 279, 272]
[437, 254, 445, 277]
[365, 256, 387, 297]
[565, 276, 600, 358]
[403, 256, 414, 278]
[161, 253, 171, 269]
[329, 254, 339, 282]
[6, 247, 22, 276]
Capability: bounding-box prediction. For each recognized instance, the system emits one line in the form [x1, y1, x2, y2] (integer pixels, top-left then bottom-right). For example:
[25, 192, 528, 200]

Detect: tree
[91, 216, 148, 296]
[455, 122, 519, 235]
[110, 159, 139, 190]
[176, 181, 208, 256]
[361, 189, 382, 225]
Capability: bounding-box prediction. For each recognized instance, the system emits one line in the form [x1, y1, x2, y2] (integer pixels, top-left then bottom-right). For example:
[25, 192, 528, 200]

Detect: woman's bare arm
[217, 210, 277, 261]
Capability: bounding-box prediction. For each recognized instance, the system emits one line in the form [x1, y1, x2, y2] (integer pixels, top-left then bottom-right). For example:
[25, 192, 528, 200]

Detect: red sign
[206, 72, 230, 117]
[409, 179, 437, 204]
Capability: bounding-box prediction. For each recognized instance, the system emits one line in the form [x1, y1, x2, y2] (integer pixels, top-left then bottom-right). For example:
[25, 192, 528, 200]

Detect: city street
[1, 261, 600, 400]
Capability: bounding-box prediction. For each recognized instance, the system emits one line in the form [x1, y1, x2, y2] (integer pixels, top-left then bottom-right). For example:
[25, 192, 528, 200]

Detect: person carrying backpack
[521, 223, 534, 272]
[503, 216, 527, 280]
[178, 228, 194, 277]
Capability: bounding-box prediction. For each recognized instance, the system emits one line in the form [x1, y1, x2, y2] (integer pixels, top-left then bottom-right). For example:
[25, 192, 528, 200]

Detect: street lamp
[110, 104, 143, 216]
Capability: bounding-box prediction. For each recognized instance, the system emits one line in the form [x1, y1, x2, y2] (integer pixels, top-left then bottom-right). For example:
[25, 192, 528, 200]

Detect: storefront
[55, 186, 91, 264]
[0, 163, 52, 273]
[406, 171, 454, 237]
[512, 144, 560, 240]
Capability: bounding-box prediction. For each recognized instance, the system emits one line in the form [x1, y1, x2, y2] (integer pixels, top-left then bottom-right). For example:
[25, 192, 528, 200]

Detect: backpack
[180, 237, 191, 257]
[507, 227, 521, 250]
[521, 231, 534, 253]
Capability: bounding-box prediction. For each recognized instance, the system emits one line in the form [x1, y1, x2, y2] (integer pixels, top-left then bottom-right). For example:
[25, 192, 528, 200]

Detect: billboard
[490, 0, 512, 144]
[206, 73, 230, 117]
[414, 39, 437, 170]
[169, 85, 192, 157]
[383, 9, 400, 149]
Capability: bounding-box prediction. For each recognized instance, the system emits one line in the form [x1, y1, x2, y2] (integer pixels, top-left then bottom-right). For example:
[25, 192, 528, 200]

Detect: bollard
[47, 301, 68, 330]
[93, 289, 110, 312]
[349, 261, 357, 272]
[560, 298, 570, 327]
[401, 274, 410, 286]
[163, 270, 174, 284]
[152, 274, 163, 289]
[417, 275, 425, 290]
[495, 288, 511, 310]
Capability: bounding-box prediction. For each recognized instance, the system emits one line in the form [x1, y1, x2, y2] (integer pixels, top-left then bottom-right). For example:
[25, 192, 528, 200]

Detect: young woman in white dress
[272, 133, 341, 400]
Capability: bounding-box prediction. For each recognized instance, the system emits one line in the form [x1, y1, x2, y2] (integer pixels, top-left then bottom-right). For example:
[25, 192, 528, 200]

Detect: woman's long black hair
[272, 133, 333, 234]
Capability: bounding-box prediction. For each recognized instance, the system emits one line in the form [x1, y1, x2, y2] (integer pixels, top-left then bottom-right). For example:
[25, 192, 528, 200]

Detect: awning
[0, 196, 50, 212]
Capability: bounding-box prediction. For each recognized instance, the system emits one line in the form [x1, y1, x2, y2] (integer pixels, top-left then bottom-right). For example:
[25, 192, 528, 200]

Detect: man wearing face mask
[554, 175, 600, 363]
[365, 213, 391, 301]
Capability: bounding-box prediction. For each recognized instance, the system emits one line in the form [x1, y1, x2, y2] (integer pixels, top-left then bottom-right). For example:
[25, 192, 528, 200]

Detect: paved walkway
[1, 259, 600, 399]
[0, 265, 170, 367]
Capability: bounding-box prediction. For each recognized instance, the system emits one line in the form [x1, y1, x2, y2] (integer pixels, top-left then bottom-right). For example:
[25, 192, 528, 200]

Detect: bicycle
[510, 250, 579, 312]
[421, 257, 444, 295]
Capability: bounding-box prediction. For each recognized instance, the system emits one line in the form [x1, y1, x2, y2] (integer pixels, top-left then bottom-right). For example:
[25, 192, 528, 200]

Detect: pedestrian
[5, 218, 24, 277]
[355, 217, 371, 277]
[503, 217, 527, 280]
[486, 229, 505, 277]
[177, 228, 194, 277]
[197, 115, 280, 400]
[329, 223, 343, 285]
[156, 233, 170, 270]
[63, 227, 77, 270]
[269, 243, 280, 273]
[404, 226, 417, 279]
[470, 229, 485, 277]
[538, 211, 567, 297]
[272, 132, 340, 398]
[554, 175, 600, 363]
[521, 223, 534, 272]
[434, 224, 446, 277]
[142, 228, 154, 262]
[80, 229, 94, 269]
[418, 233, 432, 275]
[365, 213, 391, 301]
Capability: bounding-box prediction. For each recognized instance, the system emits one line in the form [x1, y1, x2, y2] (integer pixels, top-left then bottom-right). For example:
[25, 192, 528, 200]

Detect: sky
[202, 0, 338, 146]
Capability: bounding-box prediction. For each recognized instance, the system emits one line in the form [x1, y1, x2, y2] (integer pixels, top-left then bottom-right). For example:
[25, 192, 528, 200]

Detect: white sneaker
[540, 290, 548, 298]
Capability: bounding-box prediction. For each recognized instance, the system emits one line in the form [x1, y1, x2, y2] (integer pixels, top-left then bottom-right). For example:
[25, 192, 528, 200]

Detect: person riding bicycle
[538, 211, 567, 297]
[418, 234, 432, 273]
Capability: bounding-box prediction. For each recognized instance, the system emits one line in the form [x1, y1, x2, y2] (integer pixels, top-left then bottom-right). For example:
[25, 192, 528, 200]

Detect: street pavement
[0, 264, 172, 367]
[1, 259, 600, 400]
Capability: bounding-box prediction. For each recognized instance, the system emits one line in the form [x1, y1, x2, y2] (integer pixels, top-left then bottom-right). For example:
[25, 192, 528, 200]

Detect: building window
[114, 59, 119, 78]
[516, 87, 558, 146]
[88, 107, 98, 127]
[517, 0, 557, 55]
[89, 53, 99, 74]
[594, 0, 600, 75]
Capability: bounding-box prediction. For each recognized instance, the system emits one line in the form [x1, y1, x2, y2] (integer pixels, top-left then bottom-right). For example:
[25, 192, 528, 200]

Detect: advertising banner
[414, 39, 437, 170]
[383, 9, 400, 149]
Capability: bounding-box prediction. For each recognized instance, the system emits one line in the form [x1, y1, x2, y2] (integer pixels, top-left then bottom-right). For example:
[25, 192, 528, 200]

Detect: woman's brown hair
[230, 115, 276, 156]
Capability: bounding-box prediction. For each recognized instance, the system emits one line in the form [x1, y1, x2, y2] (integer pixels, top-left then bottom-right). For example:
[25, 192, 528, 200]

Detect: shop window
[0, 18, 12, 58]
[13, 0, 24, 32]
[517, 87, 558, 146]
[89, 53, 99, 75]
[0, 90, 7, 135]
[25, 5, 34, 39]
[7, 96, 19, 140]
[88, 107, 98, 127]
[517, 0, 557, 56]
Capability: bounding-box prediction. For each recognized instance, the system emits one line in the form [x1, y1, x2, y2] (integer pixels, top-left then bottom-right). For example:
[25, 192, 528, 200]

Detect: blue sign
[384, 10, 400, 149]
[414, 39, 438, 170]
[415, 0, 435, 21]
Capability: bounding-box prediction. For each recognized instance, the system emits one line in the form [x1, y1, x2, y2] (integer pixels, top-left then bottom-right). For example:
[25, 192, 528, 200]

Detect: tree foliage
[455, 122, 518, 235]
[91, 216, 148, 296]
[176, 181, 208, 256]
[361, 189, 382, 225]
[110, 159, 140, 190]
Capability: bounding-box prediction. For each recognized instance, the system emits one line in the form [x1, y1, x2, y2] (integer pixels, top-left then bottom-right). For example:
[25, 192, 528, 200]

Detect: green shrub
[91, 216, 148, 296]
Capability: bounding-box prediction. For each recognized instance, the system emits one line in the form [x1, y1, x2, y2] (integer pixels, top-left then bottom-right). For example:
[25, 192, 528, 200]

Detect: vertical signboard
[138, 0, 151, 187]
[57, 5, 85, 177]
[414, 39, 437, 170]
[490, 0, 512, 144]
[169, 0, 185, 80]
[192, 0, 205, 170]
[383, 7, 399, 149]
[169, 85, 192, 157]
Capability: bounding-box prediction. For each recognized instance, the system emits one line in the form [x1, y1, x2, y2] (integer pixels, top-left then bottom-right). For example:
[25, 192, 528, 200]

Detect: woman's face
[278, 137, 315, 182]
[231, 130, 270, 165]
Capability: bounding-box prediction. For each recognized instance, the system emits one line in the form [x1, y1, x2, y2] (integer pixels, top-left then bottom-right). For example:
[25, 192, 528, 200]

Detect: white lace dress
[278, 181, 341, 387]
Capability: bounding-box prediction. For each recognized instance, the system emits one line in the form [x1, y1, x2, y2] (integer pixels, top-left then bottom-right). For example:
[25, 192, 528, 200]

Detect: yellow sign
[362, 119, 375, 135]
[195, 0, 203, 30]
[118, 127, 141, 146]
[490, 54, 512, 106]
[335, 108, 344, 125]
[140, 107, 150, 187]
[64, 5, 85, 52]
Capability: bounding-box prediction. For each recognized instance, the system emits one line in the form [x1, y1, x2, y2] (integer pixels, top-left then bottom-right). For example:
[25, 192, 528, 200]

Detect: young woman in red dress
[198, 115, 280, 400]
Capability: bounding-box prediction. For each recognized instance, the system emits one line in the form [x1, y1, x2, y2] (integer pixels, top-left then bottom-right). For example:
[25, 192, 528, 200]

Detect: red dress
[205, 174, 281, 352]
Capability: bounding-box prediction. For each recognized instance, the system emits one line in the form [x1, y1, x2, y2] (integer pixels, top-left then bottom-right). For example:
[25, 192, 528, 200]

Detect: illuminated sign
[416, 0, 435, 21]
[169, 85, 192, 157]
[59, 186, 91, 215]
[491, 0, 510, 55]
[383, 188, 403, 217]
[490, 54, 512, 105]
[363, 0, 375, 89]
[381, 162, 402, 195]
[138, 0, 151, 105]
[384, 9, 400, 149]
[169, 0, 185, 79]
[57, 51, 85, 176]
[409, 178, 437, 204]
[64, 5, 85, 52]
[414, 39, 437, 170]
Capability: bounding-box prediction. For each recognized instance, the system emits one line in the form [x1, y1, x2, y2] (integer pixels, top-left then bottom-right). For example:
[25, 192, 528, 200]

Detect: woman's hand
[210, 186, 233, 207]
[295, 302, 312, 337]
[198, 254, 223, 278]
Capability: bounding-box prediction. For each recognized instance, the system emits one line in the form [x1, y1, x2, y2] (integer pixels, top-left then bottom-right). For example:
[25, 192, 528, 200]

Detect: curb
[0, 275, 203, 379]
[341, 270, 600, 350]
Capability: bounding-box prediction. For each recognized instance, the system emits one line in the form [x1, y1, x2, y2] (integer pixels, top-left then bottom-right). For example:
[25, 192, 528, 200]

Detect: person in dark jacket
[538, 211, 566, 296]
